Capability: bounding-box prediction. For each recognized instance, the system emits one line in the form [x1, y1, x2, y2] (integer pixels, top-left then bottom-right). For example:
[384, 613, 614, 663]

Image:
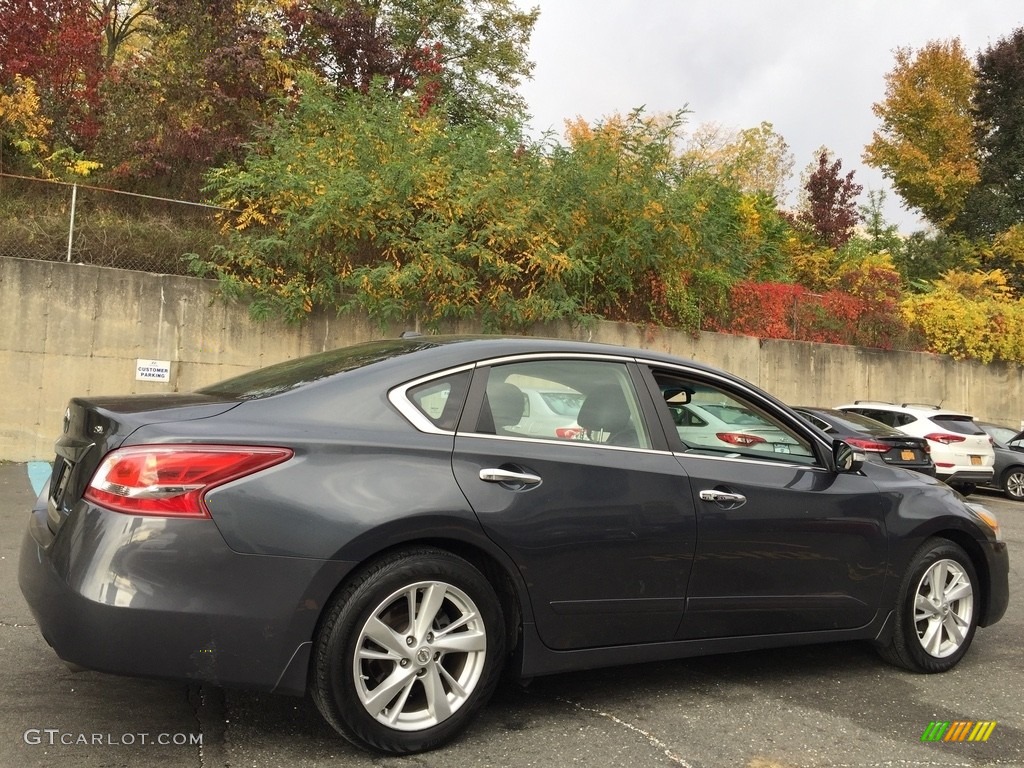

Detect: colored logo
[921, 721, 997, 742]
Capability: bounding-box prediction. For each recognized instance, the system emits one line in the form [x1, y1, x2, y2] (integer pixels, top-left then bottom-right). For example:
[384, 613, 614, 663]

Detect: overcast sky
[516, 1, 1024, 233]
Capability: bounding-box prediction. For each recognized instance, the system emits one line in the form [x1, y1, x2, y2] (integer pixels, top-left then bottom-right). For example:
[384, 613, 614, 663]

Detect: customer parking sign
[135, 359, 171, 383]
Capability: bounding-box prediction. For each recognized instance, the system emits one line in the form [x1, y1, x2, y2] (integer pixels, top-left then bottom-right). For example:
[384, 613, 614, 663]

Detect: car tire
[1001, 467, 1024, 500]
[877, 539, 979, 673]
[311, 548, 506, 754]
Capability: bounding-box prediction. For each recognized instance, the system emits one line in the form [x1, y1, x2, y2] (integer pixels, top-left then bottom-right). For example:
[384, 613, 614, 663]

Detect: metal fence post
[66, 183, 78, 263]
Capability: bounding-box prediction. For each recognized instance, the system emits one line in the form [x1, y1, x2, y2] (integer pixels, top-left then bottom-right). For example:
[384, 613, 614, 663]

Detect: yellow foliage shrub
[903, 269, 1024, 363]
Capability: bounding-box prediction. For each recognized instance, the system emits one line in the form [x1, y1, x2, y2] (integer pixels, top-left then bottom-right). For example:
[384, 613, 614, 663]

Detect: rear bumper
[18, 500, 354, 695]
[938, 468, 995, 486]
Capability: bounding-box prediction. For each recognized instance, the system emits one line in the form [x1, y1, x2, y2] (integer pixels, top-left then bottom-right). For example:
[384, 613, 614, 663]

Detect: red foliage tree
[281, 3, 405, 94]
[799, 149, 863, 248]
[93, 0, 282, 196]
[0, 0, 105, 148]
[714, 280, 907, 348]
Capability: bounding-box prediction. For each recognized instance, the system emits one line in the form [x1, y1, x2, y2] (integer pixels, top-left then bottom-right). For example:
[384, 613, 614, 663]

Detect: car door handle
[479, 468, 542, 486]
[699, 489, 747, 506]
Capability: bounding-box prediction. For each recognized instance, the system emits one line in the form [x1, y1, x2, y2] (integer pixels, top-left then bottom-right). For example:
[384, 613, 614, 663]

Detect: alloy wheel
[912, 558, 974, 659]
[1004, 469, 1024, 500]
[352, 580, 487, 731]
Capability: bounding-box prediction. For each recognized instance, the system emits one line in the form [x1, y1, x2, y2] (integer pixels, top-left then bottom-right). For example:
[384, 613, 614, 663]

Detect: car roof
[836, 401, 976, 418]
[198, 334, 729, 401]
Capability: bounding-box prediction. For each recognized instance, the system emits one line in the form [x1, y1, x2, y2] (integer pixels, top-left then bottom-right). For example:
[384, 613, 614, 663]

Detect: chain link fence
[0, 173, 231, 277]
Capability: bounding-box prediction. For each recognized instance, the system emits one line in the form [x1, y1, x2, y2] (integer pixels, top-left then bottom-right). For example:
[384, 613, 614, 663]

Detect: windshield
[981, 423, 1018, 445]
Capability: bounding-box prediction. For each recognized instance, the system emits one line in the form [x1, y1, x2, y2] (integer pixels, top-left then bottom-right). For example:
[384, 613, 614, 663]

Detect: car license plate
[901, 450, 915, 460]
[970, 455, 982, 465]
[51, 460, 71, 502]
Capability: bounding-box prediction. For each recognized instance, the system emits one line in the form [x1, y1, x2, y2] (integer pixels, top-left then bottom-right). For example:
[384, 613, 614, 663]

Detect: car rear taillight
[845, 438, 892, 453]
[924, 433, 966, 445]
[84, 445, 293, 517]
[717, 432, 766, 447]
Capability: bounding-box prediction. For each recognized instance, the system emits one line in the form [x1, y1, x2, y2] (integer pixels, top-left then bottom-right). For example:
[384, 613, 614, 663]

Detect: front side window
[469, 360, 651, 449]
[654, 371, 816, 464]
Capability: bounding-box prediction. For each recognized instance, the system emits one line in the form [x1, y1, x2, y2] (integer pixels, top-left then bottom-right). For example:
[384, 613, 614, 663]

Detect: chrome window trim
[672, 450, 828, 472]
[387, 352, 659, 448]
[477, 351, 636, 366]
[391, 352, 639, 438]
[388, 363, 476, 436]
[462, 431, 673, 455]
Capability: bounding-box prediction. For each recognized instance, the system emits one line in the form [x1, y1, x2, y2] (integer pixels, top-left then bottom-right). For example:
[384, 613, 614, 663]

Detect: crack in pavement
[187, 684, 229, 768]
[553, 695, 695, 767]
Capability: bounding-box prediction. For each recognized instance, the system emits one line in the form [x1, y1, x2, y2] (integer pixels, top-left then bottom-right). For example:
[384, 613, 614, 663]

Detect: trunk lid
[46, 393, 240, 534]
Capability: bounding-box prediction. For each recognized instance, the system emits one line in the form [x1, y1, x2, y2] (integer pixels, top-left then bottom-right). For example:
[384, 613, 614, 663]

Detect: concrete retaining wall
[3, 256, 1021, 461]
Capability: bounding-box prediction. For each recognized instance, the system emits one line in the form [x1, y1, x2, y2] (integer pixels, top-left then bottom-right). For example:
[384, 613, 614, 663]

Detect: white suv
[835, 401, 995, 494]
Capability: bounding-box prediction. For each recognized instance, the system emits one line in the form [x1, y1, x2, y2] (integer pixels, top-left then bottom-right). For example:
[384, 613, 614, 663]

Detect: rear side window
[407, 371, 472, 432]
[932, 415, 985, 435]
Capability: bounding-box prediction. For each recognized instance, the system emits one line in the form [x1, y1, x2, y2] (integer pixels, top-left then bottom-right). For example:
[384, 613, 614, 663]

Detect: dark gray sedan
[793, 406, 936, 476]
[19, 336, 1009, 754]
[977, 421, 1024, 500]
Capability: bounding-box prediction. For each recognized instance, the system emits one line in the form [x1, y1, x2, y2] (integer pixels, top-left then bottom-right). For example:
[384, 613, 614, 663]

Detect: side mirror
[833, 439, 864, 473]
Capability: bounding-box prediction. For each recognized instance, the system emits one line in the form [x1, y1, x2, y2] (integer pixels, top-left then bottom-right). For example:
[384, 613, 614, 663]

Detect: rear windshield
[818, 410, 904, 436]
[198, 339, 439, 399]
[932, 415, 985, 435]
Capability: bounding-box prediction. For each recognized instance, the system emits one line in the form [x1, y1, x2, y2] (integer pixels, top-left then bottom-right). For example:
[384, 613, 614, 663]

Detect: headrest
[577, 384, 632, 433]
[487, 382, 526, 429]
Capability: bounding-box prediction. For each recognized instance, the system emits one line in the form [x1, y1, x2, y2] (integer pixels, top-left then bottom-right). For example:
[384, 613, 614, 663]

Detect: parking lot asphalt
[1, 460, 1022, 768]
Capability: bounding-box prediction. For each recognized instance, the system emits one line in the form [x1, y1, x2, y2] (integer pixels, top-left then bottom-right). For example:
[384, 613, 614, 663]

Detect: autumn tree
[953, 28, 1024, 238]
[0, 0, 105, 153]
[681, 120, 793, 200]
[90, 0, 155, 65]
[864, 39, 978, 228]
[0, 75, 51, 173]
[859, 189, 902, 254]
[278, 0, 538, 123]
[198, 76, 577, 329]
[798, 148, 863, 249]
[93, 0, 285, 197]
[895, 231, 980, 287]
[903, 269, 1024, 363]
